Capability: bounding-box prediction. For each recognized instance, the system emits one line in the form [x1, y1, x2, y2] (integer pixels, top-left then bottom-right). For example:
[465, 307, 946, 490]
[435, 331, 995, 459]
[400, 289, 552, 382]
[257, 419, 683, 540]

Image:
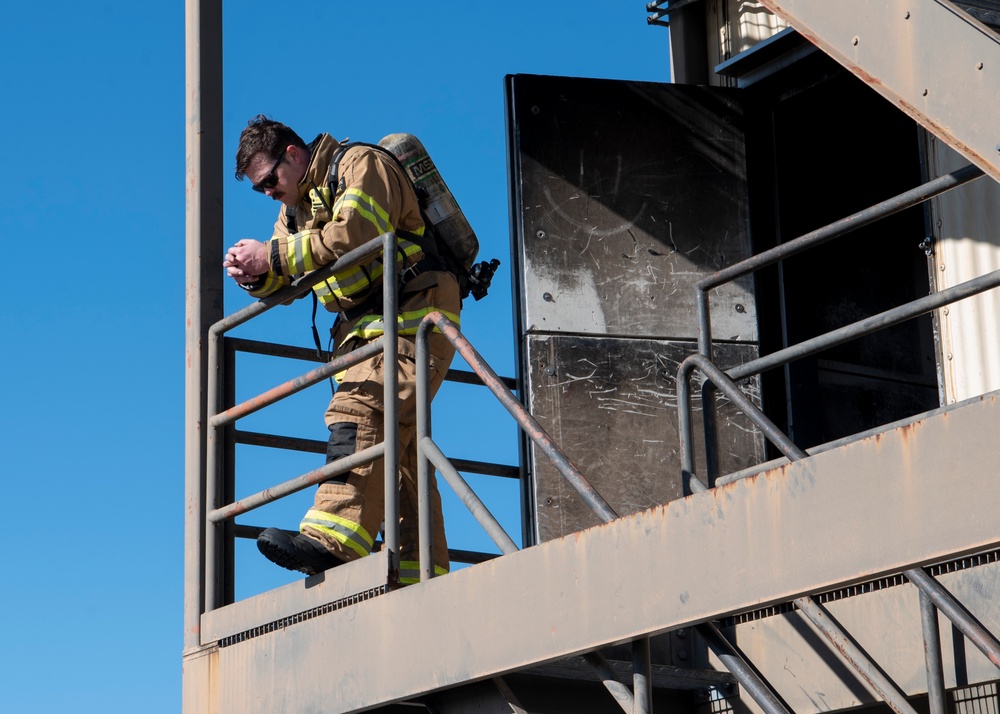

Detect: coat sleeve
[270, 148, 422, 275]
[260, 148, 426, 309]
[240, 208, 294, 298]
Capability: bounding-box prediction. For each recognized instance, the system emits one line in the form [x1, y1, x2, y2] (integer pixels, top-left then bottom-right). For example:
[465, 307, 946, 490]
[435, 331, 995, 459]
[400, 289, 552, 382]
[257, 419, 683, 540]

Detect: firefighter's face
[247, 145, 305, 206]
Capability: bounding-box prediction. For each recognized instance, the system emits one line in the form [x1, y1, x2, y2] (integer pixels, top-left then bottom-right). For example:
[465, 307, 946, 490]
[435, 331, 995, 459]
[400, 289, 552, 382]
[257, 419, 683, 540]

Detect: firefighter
[224, 115, 458, 583]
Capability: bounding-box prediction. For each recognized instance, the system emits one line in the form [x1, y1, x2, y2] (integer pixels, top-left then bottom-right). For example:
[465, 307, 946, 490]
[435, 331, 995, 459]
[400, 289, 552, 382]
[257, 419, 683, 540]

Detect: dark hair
[234, 115, 308, 181]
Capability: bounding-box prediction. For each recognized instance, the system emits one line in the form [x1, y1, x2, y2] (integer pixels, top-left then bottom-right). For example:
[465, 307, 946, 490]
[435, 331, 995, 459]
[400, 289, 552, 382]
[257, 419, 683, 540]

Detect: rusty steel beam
[195, 393, 1000, 713]
[756, 0, 1000, 184]
[183, 0, 223, 654]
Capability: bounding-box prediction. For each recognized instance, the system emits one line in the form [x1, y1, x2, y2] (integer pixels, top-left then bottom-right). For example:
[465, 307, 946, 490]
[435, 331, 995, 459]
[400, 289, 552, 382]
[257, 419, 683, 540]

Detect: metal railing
[192, 166, 1000, 714]
[202, 233, 401, 613]
[198, 232, 521, 616]
[676, 162, 1000, 714]
[411, 311, 799, 714]
[194, 230, 659, 713]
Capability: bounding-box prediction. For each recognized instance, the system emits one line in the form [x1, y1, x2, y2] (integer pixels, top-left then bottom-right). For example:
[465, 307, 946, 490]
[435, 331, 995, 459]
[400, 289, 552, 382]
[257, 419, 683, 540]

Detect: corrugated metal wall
[925, 135, 1000, 403]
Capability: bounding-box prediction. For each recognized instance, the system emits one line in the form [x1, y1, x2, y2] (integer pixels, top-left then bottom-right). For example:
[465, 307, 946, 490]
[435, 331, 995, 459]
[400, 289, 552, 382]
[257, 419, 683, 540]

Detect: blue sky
[0, 2, 668, 711]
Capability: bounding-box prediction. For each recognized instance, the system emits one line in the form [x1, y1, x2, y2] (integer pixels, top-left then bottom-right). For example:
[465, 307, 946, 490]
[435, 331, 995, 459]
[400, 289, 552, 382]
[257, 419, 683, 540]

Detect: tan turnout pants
[299, 273, 459, 580]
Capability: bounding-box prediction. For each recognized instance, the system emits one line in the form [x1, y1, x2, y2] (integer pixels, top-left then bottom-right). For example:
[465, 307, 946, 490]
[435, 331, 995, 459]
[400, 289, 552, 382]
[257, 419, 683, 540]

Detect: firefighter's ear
[286, 144, 311, 182]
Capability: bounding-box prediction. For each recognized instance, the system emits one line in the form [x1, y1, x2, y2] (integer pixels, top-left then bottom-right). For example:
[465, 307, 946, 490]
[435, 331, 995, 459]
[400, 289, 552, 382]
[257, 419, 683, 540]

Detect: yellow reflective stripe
[300, 510, 374, 559]
[395, 239, 423, 261]
[399, 561, 449, 584]
[311, 239, 424, 304]
[346, 308, 460, 341]
[248, 271, 287, 297]
[286, 231, 318, 275]
[313, 279, 335, 302]
[333, 187, 394, 235]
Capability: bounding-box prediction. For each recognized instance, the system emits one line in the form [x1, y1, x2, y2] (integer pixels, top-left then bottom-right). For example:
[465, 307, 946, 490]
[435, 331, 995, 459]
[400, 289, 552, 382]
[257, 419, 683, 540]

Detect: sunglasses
[251, 148, 286, 193]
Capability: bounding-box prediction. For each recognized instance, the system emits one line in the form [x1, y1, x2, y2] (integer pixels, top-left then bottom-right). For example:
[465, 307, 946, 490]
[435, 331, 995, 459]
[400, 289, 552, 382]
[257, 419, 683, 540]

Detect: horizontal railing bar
[235, 431, 326, 454]
[228, 338, 324, 362]
[209, 238, 386, 338]
[227, 337, 517, 389]
[233, 430, 520, 478]
[208, 443, 385, 523]
[726, 267, 1000, 382]
[442, 368, 517, 390]
[696, 164, 984, 291]
[448, 458, 520, 479]
[210, 340, 383, 428]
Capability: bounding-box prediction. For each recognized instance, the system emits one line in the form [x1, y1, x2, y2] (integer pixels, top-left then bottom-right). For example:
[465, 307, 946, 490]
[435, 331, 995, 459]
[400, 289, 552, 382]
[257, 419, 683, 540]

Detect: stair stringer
[756, 0, 1000, 183]
[189, 392, 1000, 714]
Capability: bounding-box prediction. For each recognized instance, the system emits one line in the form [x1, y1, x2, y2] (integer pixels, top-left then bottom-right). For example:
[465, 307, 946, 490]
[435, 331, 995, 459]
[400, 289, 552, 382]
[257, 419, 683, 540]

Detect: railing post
[906, 567, 1000, 670]
[633, 637, 652, 714]
[204, 326, 223, 614]
[920, 590, 947, 714]
[416, 310, 433, 582]
[382, 232, 400, 577]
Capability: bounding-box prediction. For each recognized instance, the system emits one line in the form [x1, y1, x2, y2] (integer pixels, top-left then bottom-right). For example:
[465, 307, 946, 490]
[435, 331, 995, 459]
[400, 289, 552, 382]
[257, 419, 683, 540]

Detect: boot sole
[257, 530, 345, 576]
[257, 536, 318, 575]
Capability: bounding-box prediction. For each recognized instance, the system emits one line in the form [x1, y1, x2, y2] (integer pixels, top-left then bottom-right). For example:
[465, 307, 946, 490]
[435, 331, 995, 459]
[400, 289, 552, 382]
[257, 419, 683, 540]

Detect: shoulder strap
[326, 141, 386, 193]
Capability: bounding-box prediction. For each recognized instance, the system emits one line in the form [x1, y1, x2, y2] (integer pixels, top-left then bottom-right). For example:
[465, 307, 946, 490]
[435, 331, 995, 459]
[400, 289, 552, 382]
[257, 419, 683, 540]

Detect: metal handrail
[677, 162, 1000, 709]
[201, 229, 521, 609]
[203, 231, 401, 613]
[678, 351, 1000, 694]
[416, 312, 618, 541]
[693, 163, 984, 357]
[412, 312, 778, 714]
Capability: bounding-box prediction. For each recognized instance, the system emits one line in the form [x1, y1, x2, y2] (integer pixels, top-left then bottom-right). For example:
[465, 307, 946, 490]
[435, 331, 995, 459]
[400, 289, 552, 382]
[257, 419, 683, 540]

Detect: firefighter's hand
[224, 239, 269, 281]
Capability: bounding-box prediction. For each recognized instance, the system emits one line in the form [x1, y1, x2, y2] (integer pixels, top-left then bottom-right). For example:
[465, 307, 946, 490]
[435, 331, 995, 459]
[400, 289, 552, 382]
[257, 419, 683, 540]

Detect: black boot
[257, 528, 346, 575]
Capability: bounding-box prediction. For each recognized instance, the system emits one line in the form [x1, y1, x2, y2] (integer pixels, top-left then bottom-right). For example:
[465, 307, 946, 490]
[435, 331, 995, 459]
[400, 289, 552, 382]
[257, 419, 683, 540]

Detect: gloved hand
[224, 239, 269, 283]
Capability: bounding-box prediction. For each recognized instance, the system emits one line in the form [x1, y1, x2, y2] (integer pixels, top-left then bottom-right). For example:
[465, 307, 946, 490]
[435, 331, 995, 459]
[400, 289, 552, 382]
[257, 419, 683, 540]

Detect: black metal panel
[507, 74, 757, 342]
[506, 75, 765, 542]
[526, 334, 764, 542]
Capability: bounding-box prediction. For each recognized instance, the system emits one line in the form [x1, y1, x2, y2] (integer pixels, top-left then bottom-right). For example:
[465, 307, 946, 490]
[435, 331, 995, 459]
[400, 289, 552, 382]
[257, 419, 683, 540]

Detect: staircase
[184, 390, 1000, 713]
[756, 0, 1000, 183]
[183, 2, 1000, 713]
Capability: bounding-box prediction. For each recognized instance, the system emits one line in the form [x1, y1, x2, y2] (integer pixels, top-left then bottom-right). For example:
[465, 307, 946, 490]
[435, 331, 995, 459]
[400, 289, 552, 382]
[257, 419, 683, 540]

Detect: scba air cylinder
[378, 133, 479, 270]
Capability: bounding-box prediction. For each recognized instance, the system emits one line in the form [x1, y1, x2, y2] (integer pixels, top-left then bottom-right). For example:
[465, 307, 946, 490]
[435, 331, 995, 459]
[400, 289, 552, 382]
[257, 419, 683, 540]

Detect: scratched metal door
[505, 74, 763, 543]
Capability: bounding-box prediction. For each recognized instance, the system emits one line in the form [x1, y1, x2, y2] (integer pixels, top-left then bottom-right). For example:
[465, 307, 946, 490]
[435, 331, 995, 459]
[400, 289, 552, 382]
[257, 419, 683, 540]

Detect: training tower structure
[184, 1, 1000, 712]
